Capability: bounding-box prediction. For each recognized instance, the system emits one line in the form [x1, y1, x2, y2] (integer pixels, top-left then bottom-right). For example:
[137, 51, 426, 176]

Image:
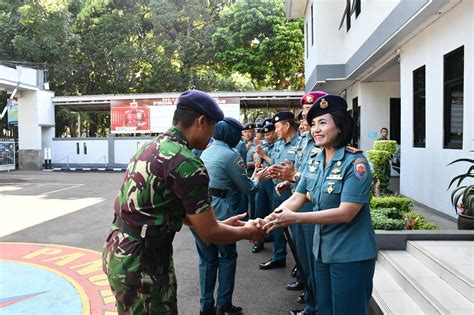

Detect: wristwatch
[291, 172, 301, 183]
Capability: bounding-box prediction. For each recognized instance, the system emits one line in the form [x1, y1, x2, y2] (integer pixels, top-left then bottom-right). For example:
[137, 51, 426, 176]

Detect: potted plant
[448, 156, 474, 230]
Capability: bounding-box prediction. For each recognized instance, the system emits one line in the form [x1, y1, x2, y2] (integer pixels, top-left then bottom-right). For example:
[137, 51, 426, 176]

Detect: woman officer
[263, 94, 378, 315]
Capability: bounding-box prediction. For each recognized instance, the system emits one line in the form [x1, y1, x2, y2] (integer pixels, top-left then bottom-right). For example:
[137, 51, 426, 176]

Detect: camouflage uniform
[102, 126, 212, 314]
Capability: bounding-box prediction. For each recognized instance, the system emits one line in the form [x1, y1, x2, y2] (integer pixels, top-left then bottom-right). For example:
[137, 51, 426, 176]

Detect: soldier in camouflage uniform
[102, 90, 265, 315]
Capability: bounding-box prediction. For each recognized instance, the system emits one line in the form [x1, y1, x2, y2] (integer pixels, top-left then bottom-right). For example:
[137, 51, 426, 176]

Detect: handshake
[222, 208, 295, 243]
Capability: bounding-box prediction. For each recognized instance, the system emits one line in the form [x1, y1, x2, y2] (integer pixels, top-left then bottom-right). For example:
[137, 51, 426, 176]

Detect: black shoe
[200, 307, 216, 315]
[216, 304, 242, 315]
[264, 235, 274, 243]
[296, 292, 306, 304]
[291, 265, 298, 277]
[286, 281, 304, 291]
[251, 243, 264, 253]
[259, 258, 286, 270]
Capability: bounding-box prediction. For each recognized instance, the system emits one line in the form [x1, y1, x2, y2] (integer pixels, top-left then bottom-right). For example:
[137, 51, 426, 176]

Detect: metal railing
[0, 139, 16, 171]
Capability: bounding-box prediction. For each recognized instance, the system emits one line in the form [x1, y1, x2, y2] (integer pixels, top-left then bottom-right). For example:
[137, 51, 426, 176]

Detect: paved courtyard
[0, 170, 299, 314]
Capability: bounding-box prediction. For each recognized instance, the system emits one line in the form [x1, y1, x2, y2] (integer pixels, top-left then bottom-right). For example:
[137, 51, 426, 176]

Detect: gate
[0, 139, 16, 171]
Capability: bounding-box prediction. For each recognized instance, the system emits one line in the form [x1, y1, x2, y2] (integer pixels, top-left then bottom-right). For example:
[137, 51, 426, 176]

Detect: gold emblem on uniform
[327, 182, 335, 194]
[331, 168, 341, 174]
[309, 166, 316, 173]
[320, 98, 329, 109]
[336, 161, 342, 166]
[306, 95, 314, 103]
[306, 192, 312, 201]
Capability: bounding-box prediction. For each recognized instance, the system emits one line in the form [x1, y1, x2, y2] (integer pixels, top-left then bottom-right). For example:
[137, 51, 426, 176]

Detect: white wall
[400, 0, 473, 217]
[345, 0, 399, 61]
[345, 81, 399, 152]
[305, 0, 346, 81]
[18, 91, 42, 150]
[114, 138, 151, 165]
[37, 90, 55, 126]
[360, 82, 400, 151]
[52, 139, 108, 165]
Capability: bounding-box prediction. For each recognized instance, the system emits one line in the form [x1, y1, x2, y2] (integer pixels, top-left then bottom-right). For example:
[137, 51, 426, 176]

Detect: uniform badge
[354, 162, 367, 180]
[306, 192, 312, 201]
[306, 95, 314, 103]
[331, 168, 341, 174]
[275, 116, 280, 121]
[309, 166, 316, 173]
[320, 98, 328, 109]
[336, 161, 342, 166]
[310, 147, 319, 157]
[327, 182, 335, 194]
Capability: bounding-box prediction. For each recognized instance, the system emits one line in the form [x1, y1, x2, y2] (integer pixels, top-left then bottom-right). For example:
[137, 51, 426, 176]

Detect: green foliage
[403, 211, 438, 230]
[1, 0, 296, 96]
[367, 150, 391, 169]
[373, 140, 397, 156]
[370, 196, 413, 213]
[371, 208, 406, 230]
[448, 155, 474, 217]
[213, 0, 304, 90]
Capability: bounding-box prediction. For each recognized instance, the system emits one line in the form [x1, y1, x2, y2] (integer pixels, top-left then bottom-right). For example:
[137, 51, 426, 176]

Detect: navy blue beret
[256, 127, 263, 133]
[262, 122, 275, 133]
[256, 121, 264, 128]
[306, 95, 348, 125]
[273, 111, 294, 123]
[243, 122, 256, 130]
[176, 89, 224, 122]
[223, 117, 244, 131]
[263, 117, 273, 126]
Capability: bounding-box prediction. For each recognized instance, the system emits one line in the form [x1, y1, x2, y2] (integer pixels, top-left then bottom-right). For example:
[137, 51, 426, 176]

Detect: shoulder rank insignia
[345, 146, 363, 154]
[354, 161, 367, 180]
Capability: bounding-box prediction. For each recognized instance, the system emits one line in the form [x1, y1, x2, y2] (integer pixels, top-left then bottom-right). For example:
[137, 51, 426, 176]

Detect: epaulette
[345, 146, 363, 154]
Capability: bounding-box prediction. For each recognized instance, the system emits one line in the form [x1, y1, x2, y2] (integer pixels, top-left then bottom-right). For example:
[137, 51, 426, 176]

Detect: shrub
[370, 195, 413, 212]
[373, 140, 398, 156]
[404, 211, 438, 230]
[371, 207, 404, 220]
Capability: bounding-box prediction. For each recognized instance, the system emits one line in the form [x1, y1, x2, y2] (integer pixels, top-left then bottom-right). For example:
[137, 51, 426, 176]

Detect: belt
[114, 215, 170, 239]
[209, 187, 228, 198]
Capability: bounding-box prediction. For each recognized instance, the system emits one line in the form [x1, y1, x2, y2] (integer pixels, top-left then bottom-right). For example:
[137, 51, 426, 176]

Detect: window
[443, 46, 464, 149]
[352, 97, 359, 148]
[413, 66, 426, 147]
[305, 23, 308, 58]
[311, 4, 314, 46]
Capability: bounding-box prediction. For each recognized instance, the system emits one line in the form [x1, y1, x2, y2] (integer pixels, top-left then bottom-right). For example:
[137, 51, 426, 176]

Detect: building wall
[345, 81, 400, 152]
[345, 0, 400, 61]
[400, 0, 473, 217]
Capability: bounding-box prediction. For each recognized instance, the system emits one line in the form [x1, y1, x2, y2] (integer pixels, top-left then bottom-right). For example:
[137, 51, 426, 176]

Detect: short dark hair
[330, 110, 355, 148]
[381, 127, 388, 132]
[172, 107, 217, 128]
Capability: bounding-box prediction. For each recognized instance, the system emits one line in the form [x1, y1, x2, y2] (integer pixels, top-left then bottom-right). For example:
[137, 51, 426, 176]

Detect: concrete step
[406, 240, 474, 302]
[372, 262, 425, 314]
[378, 249, 473, 314]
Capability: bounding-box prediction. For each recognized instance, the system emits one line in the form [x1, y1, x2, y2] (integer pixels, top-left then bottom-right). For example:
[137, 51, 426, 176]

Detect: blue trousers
[191, 229, 238, 310]
[271, 188, 290, 260]
[294, 201, 317, 314]
[255, 179, 274, 219]
[315, 256, 376, 315]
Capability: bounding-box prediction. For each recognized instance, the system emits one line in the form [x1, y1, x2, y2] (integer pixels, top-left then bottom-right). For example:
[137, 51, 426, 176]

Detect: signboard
[110, 97, 240, 134]
[7, 99, 18, 129]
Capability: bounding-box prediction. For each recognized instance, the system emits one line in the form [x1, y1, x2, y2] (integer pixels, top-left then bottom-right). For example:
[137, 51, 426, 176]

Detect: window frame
[413, 65, 426, 148]
[443, 46, 464, 149]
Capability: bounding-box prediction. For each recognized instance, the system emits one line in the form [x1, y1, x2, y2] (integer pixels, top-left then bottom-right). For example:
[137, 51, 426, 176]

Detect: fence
[0, 139, 16, 171]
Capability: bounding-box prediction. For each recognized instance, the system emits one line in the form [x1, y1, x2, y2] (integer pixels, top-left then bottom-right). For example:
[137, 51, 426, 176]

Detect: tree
[213, 0, 304, 90]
